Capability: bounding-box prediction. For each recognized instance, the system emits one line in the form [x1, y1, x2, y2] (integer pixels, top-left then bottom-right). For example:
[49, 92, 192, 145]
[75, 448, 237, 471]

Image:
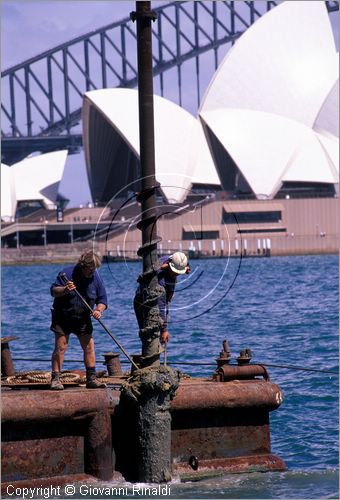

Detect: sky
[1, 1, 339, 207]
[2, 1, 168, 207]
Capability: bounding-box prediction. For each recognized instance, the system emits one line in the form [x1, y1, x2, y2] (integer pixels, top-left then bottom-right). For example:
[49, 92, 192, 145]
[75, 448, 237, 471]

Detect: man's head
[168, 251, 189, 275]
[78, 250, 102, 277]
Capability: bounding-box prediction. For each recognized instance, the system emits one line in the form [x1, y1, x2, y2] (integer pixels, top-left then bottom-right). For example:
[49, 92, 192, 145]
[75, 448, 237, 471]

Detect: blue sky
[2, 1, 167, 207]
[2, 1, 339, 207]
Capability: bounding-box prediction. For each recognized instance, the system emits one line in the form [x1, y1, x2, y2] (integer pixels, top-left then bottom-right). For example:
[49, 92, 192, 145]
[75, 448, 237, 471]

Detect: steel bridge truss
[1, 0, 338, 164]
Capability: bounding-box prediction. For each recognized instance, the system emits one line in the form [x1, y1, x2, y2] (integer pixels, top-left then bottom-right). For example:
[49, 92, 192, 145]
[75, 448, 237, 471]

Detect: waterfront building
[1, 1, 338, 260]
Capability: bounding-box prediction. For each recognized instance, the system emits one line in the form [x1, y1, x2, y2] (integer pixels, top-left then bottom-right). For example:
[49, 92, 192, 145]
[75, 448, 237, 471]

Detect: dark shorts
[50, 310, 93, 337]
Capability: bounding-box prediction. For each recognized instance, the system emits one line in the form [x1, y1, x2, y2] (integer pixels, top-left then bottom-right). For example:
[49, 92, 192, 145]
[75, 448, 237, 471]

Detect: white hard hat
[168, 252, 188, 275]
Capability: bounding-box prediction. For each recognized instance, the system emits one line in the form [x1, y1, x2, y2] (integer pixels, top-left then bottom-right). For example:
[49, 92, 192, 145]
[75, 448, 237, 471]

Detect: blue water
[1, 254, 339, 499]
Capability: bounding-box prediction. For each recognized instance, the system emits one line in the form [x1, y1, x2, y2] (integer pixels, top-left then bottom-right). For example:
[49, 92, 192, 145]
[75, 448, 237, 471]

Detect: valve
[215, 340, 231, 369]
[237, 348, 252, 365]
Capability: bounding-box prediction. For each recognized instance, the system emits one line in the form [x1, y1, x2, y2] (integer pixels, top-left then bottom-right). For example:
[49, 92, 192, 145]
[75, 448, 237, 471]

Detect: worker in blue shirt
[50, 250, 108, 390]
[134, 251, 190, 345]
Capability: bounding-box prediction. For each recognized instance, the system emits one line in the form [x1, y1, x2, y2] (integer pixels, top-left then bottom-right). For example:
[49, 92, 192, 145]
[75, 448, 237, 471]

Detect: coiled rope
[4, 370, 81, 385]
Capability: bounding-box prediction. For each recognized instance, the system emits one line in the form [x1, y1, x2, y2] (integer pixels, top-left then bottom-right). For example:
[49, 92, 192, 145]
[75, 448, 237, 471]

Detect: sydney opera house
[1, 1, 338, 258]
[1, 151, 68, 222]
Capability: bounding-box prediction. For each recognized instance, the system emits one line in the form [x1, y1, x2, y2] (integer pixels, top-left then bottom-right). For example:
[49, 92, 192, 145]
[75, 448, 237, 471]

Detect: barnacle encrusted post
[127, 1, 180, 483]
[121, 366, 180, 482]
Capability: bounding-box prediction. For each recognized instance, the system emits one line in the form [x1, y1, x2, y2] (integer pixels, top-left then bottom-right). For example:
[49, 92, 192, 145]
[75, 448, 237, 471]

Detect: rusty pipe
[1, 389, 119, 423]
[217, 364, 269, 382]
[171, 380, 283, 411]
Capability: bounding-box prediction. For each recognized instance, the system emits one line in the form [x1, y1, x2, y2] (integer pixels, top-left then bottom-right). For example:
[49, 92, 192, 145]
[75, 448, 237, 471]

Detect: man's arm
[93, 274, 108, 319]
[51, 280, 76, 297]
[158, 293, 169, 343]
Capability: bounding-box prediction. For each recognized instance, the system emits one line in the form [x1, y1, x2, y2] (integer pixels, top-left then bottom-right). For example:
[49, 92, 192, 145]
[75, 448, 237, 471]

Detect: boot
[86, 367, 106, 389]
[50, 372, 64, 390]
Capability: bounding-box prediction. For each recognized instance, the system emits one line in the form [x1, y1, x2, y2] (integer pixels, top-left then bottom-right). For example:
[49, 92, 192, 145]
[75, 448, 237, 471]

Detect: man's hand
[92, 304, 106, 320]
[161, 331, 169, 344]
[64, 280, 76, 293]
[92, 310, 102, 320]
[52, 280, 76, 298]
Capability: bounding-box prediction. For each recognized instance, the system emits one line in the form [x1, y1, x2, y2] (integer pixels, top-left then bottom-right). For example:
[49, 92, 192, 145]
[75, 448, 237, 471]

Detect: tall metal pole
[119, 2, 180, 484]
[134, 2, 158, 275]
[131, 2, 163, 367]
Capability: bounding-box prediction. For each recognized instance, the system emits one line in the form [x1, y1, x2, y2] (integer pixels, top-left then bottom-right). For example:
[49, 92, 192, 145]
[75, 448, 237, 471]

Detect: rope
[10, 357, 338, 375]
[3, 370, 81, 385]
[167, 361, 338, 375]
[255, 362, 338, 375]
[13, 357, 84, 363]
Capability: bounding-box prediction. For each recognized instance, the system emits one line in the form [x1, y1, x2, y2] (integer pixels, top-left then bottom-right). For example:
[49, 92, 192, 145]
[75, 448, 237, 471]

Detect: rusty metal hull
[169, 379, 285, 476]
[1, 388, 120, 484]
[1, 378, 285, 485]
[1, 474, 98, 497]
[174, 454, 286, 480]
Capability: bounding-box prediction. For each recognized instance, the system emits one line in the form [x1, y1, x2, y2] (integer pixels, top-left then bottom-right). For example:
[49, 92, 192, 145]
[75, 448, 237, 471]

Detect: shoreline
[1, 249, 338, 266]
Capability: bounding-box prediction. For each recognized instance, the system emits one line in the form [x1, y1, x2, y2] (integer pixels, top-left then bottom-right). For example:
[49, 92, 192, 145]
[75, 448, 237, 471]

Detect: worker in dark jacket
[50, 250, 108, 390]
[134, 251, 190, 345]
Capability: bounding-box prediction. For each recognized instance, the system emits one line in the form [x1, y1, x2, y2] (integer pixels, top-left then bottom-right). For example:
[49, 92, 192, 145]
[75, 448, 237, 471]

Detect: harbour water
[1, 254, 339, 499]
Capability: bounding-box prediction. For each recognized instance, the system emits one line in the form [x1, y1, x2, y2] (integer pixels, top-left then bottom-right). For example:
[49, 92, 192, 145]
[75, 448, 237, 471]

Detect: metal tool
[59, 273, 139, 370]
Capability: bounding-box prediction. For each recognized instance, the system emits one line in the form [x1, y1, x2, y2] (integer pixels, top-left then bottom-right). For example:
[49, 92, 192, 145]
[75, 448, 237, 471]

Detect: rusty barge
[2, 2, 286, 491]
[1, 342, 285, 491]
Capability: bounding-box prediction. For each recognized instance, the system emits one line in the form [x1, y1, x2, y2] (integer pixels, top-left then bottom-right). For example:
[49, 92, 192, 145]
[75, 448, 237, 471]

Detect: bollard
[1, 337, 17, 377]
[102, 352, 122, 376]
[237, 348, 253, 365]
[215, 340, 231, 370]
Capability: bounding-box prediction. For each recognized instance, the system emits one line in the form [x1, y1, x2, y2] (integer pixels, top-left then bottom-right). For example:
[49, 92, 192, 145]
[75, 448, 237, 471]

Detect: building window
[183, 230, 220, 240]
[237, 228, 286, 234]
[223, 210, 282, 224]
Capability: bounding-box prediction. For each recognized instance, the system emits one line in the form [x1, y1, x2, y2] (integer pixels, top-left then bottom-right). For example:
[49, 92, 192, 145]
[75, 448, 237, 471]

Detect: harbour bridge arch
[1, 0, 338, 165]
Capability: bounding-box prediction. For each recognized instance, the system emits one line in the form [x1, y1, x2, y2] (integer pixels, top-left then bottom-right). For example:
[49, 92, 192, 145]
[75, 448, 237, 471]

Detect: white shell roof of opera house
[199, 0, 339, 199]
[1, 150, 68, 220]
[83, 88, 220, 204]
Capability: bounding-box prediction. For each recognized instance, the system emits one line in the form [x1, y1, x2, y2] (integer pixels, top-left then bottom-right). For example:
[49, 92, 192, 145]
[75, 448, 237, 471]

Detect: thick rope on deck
[3, 370, 81, 384]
